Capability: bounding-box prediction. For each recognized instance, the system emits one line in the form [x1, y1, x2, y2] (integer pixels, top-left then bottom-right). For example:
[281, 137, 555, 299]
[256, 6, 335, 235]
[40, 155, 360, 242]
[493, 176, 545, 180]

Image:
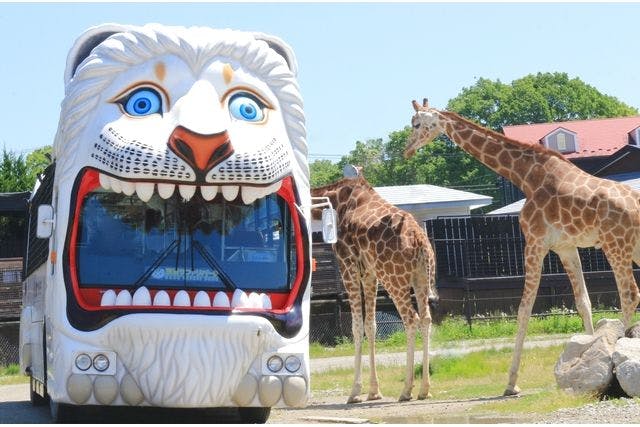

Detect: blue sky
[2, 2, 640, 160]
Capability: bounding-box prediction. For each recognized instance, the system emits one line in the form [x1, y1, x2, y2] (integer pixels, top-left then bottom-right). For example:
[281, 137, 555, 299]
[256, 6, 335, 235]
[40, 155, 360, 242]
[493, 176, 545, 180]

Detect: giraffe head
[405, 98, 443, 158]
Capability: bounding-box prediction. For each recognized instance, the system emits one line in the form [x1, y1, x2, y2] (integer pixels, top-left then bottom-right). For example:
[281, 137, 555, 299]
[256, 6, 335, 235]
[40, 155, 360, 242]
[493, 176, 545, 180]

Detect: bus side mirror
[321, 208, 338, 244]
[36, 204, 54, 239]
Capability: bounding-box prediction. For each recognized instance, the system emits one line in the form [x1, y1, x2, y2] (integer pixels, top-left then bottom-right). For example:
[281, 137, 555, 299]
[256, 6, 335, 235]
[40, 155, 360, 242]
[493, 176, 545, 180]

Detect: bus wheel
[49, 400, 75, 423]
[29, 375, 48, 406]
[237, 407, 271, 423]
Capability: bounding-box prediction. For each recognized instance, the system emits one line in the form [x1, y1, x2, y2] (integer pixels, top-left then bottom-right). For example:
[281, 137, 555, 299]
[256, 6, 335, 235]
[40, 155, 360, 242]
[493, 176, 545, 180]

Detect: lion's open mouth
[65, 168, 304, 316]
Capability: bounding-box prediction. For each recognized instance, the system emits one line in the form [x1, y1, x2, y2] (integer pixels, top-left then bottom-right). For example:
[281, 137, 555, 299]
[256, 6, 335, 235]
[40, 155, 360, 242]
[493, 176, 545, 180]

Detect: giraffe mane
[439, 111, 570, 163]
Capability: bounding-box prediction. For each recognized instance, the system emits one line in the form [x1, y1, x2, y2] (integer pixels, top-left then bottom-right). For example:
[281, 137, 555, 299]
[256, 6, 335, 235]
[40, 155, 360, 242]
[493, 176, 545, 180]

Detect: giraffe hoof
[503, 385, 521, 396]
[367, 393, 383, 401]
[347, 396, 363, 404]
[398, 394, 412, 402]
[418, 392, 432, 400]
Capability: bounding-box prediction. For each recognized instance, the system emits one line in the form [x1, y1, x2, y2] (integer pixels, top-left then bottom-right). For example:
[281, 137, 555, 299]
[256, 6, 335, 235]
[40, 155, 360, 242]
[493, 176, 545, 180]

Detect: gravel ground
[536, 398, 640, 424]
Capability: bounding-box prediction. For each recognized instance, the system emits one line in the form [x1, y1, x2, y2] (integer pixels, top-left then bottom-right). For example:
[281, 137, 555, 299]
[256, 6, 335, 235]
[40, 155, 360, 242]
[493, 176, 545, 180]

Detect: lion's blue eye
[124, 88, 162, 116]
[228, 93, 265, 122]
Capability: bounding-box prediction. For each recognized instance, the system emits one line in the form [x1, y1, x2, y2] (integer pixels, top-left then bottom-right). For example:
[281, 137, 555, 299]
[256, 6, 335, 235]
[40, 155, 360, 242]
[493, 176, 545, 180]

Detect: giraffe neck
[436, 111, 569, 196]
[311, 176, 376, 215]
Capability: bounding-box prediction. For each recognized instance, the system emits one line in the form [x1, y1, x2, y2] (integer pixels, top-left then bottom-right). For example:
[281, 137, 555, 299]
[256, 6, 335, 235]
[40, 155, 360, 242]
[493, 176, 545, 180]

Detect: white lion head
[53, 23, 307, 205]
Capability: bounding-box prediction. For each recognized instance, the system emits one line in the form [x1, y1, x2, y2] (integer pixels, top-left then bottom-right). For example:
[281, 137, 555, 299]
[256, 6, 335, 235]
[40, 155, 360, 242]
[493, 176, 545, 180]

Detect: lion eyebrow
[223, 63, 233, 85]
[154, 62, 166, 82]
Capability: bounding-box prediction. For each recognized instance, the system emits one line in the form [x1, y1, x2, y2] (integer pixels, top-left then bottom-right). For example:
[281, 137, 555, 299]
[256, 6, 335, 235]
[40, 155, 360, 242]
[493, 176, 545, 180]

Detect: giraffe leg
[413, 270, 433, 400]
[555, 247, 594, 334]
[399, 315, 418, 402]
[504, 242, 545, 396]
[387, 286, 418, 402]
[347, 287, 364, 404]
[335, 249, 365, 404]
[606, 249, 640, 328]
[362, 274, 383, 401]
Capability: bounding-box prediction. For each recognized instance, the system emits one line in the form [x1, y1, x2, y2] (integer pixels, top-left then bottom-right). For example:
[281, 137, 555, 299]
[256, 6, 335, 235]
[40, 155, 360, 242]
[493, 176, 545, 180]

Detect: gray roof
[488, 172, 640, 215]
[374, 184, 492, 210]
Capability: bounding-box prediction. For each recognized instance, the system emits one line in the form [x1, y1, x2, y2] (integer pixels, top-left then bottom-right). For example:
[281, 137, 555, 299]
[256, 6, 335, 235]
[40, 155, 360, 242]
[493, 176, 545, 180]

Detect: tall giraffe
[312, 174, 438, 403]
[405, 99, 640, 396]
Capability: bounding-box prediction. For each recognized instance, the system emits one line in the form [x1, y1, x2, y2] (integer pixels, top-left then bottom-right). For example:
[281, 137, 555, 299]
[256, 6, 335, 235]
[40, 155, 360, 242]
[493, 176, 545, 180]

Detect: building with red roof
[502, 116, 640, 176]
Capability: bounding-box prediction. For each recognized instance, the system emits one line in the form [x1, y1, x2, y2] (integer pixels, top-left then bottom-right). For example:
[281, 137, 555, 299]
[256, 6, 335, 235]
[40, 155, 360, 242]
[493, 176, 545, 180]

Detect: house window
[632, 128, 640, 146]
[556, 133, 567, 151]
[543, 129, 577, 154]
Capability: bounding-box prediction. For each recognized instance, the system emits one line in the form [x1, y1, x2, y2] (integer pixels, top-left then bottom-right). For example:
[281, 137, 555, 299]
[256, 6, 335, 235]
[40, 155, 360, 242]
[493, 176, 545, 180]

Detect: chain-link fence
[0, 321, 19, 366]
[310, 309, 405, 345]
[308, 285, 626, 346]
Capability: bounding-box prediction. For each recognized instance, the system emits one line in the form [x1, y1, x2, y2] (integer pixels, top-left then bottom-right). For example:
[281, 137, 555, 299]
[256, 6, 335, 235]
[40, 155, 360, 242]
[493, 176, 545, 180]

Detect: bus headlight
[267, 355, 283, 373]
[75, 353, 92, 371]
[284, 355, 301, 373]
[93, 354, 110, 372]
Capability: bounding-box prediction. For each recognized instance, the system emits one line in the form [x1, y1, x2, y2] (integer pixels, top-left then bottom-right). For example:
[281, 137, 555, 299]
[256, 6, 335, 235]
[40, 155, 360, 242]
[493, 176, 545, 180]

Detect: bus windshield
[75, 190, 297, 292]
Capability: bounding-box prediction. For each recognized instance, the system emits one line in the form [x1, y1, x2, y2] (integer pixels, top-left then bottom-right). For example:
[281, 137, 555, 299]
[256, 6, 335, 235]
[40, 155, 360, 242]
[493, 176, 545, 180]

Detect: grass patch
[479, 388, 592, 415]
[310, 311, 640, 358]
[0, 363, 28, 386]
[311, 344, 599, 415]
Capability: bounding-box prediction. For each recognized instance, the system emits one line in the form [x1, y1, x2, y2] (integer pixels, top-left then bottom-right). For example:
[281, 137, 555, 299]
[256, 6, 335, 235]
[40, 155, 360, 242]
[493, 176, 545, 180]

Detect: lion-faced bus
[19, 23, 336, 423]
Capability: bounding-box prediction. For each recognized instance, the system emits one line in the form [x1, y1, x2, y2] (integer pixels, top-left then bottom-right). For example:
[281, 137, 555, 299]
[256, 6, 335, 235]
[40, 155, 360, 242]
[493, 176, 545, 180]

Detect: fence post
[464, 280, 473, 331]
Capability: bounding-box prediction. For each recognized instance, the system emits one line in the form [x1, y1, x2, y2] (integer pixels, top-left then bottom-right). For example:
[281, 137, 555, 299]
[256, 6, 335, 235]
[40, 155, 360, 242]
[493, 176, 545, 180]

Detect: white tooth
[179, 185, 197, 201]
[153, 290, 171, 306]
[248, 292, 262, 308]
[100, 289, 116, 306]
[212, 291, 230, 308]
[193, 291, 211, 307]
[115, 290, 132, 306]
[157, 183, 175, 199]
[231, 289, 248, 308]
[265, 181, 282, 195]
[132, 286, 151, 306]
[99, 173, 111, 190]
[241, 186, 262, 205]
[222, 186, 239, 201]
[201, 186, 218, 201]
[173, 290, 191, 307]
[136, 182, 154, 202]
[110, 177, 122, 193]
[260, 293, 272, 310]
[121, 180, 136, 196]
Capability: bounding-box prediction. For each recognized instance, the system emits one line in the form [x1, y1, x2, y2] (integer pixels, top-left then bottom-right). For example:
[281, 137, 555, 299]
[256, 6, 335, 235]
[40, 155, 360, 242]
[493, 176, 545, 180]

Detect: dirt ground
[269, 392, 534, 424]
[3, 382, 640, 424]
[0, 383, 534, 424]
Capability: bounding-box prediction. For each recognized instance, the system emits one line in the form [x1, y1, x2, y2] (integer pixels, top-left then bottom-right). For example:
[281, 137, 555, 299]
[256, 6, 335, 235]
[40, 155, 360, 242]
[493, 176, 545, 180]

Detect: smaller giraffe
[312, 174, 438, 403]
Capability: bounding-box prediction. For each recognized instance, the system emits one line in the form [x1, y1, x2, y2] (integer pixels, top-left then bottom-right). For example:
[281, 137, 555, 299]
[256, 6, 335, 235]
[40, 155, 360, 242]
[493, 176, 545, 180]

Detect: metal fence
[0, 321, 19, 366]
[424, 215, 612, 279]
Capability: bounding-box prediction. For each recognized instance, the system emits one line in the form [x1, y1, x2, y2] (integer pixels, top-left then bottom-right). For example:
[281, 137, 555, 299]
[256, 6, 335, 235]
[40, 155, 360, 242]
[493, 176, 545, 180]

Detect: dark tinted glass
[76, 191, 296, 291]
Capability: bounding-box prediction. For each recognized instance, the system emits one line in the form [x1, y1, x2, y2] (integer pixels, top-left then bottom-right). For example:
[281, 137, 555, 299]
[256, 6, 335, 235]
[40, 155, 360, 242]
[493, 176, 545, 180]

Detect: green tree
[0, 149, 31, 192]
[25, 145, 53, 185]
[0, 145, 53, 193]
[309, 159, 342, 187]
[447, 72, 637, 132]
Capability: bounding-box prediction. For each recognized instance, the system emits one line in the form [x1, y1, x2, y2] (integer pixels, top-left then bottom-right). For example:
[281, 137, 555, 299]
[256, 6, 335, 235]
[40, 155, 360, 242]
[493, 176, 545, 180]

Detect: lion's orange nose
[168, 126, 234, 173]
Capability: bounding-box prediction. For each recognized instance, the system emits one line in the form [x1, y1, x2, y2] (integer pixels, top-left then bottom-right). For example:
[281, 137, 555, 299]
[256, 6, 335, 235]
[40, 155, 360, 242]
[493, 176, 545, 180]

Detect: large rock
[625, 322, 640, 338]
[554, 319, 624, 395]
[613, 337, 640, 397]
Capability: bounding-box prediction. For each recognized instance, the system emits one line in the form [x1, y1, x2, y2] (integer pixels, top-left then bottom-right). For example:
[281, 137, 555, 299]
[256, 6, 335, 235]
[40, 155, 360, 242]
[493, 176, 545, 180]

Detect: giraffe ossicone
[406, 99, 640, 397]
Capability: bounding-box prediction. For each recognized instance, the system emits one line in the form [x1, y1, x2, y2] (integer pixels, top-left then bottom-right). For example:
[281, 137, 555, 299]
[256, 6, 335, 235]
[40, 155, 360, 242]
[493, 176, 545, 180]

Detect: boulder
[613, 337, 640, 397]
[625, 322, 640, 338]
[554, 319, 624, 395]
